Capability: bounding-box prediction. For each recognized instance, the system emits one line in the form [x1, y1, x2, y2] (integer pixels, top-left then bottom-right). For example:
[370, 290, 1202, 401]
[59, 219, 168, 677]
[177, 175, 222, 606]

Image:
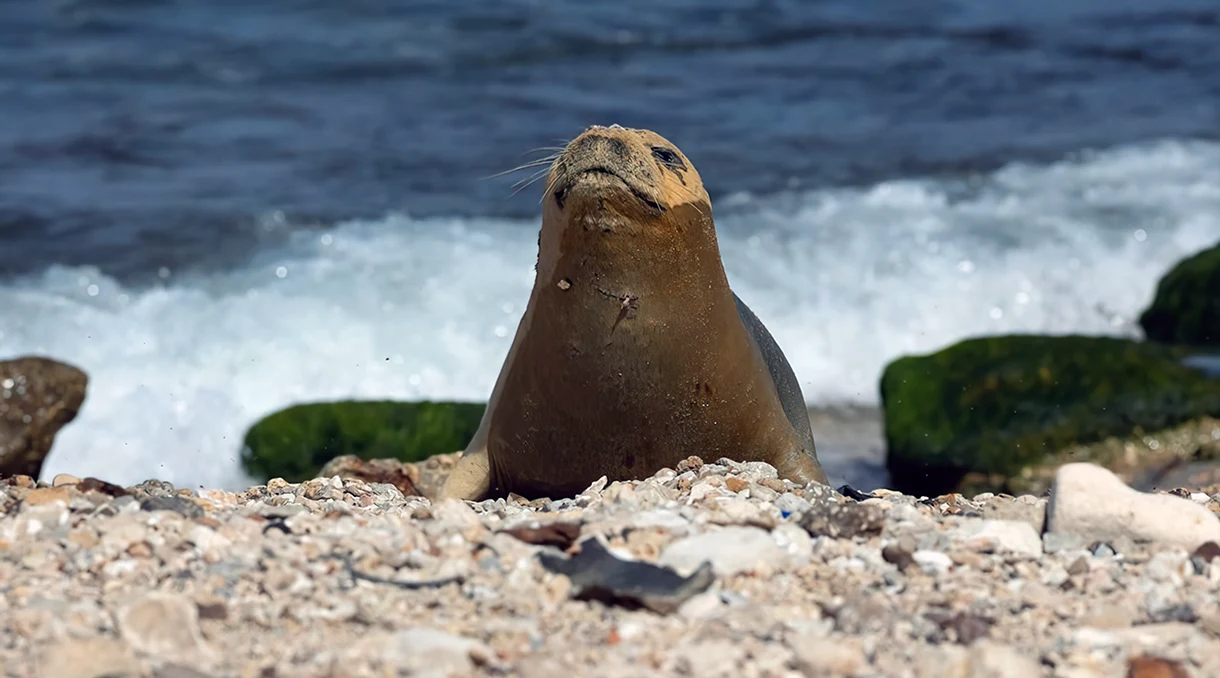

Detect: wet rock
[539, 538, 714, 614]
[658, 525, 788, 576]
[1047, 463, 1220, 552]
[0, 356, 87, 481]
[798, 500, 886, 539]
[116, 592, 211, 661]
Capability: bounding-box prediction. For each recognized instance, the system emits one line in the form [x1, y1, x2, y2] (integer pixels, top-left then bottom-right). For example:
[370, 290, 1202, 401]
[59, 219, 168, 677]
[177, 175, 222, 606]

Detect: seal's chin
[554, 168, 665, 214]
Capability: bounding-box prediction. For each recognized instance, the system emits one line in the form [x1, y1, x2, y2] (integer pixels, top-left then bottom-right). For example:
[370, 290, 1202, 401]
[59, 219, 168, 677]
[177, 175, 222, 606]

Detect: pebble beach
[3, 456, 1219, 678]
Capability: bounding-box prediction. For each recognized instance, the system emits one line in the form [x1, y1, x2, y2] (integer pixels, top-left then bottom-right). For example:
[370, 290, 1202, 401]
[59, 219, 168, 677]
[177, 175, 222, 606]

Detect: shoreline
[3, 456, 1218, 677]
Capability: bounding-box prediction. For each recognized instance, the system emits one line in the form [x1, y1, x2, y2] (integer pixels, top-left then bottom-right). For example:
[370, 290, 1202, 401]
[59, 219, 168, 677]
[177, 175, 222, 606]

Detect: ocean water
[2, 0, 1218, 489]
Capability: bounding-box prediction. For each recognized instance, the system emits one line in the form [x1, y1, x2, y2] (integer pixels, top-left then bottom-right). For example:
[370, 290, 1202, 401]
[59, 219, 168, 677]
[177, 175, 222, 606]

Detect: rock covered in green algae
[240, 400, 485, 483]
[880, 335, 1220, 497]
[1139, 241, 1220, 348]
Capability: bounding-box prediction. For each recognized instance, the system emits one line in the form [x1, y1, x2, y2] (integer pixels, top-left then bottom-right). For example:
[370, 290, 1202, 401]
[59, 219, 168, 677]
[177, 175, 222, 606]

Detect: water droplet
[1, 379, 13, 389]
[989, 307, 1003, 319]
[407, 374, 422, 386]
[494, 325, 509, 338]
[275, 266, 288, 279]
[1015, 292, 1030, 305]
[158, 267, 171, 279]
[87, 284, 99, 297]
[1133, 229, 1147, 242]
[957, 260, 974, 274]
[320, 234, 334, 246]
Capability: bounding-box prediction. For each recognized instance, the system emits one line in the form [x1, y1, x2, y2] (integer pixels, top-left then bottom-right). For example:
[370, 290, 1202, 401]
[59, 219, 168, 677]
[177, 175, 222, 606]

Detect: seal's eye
[651, 147, 681, 167]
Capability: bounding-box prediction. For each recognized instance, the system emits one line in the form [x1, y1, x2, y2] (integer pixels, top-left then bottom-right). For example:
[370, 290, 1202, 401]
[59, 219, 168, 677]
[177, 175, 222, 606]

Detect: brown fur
[439, 125, 827, 501]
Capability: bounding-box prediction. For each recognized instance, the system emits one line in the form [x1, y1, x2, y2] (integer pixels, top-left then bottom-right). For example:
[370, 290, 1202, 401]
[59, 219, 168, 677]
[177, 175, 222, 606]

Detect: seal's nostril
[574, 135, 629, 158]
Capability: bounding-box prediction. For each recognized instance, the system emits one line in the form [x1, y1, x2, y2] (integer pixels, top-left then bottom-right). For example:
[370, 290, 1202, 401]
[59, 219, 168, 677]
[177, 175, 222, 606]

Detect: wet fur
[439, 125, 827, 501]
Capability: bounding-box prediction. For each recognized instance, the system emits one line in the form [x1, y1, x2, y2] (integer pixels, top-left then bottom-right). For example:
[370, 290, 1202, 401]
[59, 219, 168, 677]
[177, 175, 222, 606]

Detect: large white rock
[1046, 462, 1220, 552]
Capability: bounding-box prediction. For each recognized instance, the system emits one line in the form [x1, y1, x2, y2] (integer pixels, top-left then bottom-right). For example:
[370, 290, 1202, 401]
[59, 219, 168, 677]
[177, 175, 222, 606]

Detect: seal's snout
[570, 134, 629, 160]
[552, 127, 665, 213]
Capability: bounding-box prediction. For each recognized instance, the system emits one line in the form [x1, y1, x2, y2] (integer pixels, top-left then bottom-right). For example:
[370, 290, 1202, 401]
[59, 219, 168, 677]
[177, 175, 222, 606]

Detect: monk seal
[440, 124, 828, 501]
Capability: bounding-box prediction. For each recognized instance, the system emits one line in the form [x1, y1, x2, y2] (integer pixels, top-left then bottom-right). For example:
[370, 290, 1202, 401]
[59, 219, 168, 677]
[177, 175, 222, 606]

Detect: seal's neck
[537, 201, 728, 301]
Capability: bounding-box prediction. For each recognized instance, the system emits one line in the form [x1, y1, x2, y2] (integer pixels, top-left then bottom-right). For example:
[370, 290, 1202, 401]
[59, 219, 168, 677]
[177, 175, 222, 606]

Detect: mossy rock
[880, 335, 1220, 496]
[240, 400, 486, 483]
[1140, 242, 1220, 347]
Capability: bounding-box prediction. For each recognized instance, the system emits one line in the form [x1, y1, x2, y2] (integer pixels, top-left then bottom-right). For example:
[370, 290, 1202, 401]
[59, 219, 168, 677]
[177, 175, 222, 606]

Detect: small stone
[156, 665, 215, 678]
[1042, 531, 1087, 554]
[141, 495, 204, 518]
[789, 633, 866, 677]
[1127, 656, 1190, 678]
[659, 526, 788, 577]
[23, 486, 70, 507]
[724, 476, 749, 493]
[882, 537, 917, 572]
[52, 473, 81, 487]
[1193, 541, 1220, 562]
[35, 636, 142, 678]
[799, 501, 885, 539]
[1047, 463, 1220, 552]
[912, 550, 953, 577]
[117, 592, 211, 660]
[967, 641, 1043, 677]
[348, 627, 488, 676]
[949, 519, 1042, 558]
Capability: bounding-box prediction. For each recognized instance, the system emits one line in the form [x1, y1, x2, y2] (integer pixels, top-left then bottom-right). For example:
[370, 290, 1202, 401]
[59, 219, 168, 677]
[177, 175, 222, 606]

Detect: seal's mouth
[554, 167, 665, 213]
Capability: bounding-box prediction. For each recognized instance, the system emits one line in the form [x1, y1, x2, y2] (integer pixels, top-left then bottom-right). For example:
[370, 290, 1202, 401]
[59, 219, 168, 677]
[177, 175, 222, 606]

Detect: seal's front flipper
[438, 448, 492, 502]
[773, 445, 830, 487]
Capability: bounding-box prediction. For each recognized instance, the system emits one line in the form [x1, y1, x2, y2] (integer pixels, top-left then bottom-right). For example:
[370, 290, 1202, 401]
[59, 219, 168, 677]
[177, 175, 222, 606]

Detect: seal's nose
[570, 134, 629, 160]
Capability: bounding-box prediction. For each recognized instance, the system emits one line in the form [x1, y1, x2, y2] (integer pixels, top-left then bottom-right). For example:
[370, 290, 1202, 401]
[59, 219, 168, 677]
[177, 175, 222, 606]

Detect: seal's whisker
[509, 169, 553, 198]
[482, 156, 561, 181]
[510, 167, 551, 191]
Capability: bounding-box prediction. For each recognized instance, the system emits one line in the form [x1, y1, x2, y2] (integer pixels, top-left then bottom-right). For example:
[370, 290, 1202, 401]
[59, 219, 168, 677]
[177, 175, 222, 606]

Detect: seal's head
[544, 125, 710, 229]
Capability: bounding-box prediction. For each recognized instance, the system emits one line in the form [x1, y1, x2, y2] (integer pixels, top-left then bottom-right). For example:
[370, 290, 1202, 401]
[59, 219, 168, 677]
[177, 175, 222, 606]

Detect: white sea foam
[2, 139, 1217, 489]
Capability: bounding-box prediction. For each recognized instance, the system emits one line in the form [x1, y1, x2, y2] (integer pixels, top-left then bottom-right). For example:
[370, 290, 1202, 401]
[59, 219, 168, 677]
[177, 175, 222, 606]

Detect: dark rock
[195, 602, 228, 620]
[538, 537, 714, 614]
[1139, 241, 1220, 347]
[241, 400, 485, 483]
[881, 540, 917, 572]
[799, 501, 885, 539]
[501, 521, 582, 550]
[926, 609, 994, 645]
[79, 476, 129, 497]
[880, 335, 1220, 496]
[140, 495, 204, 518]
[0, 356, 87, 480]
[126, 479, 178, 500]
[1127, 655, 1191, 678]
[318, 454, 421, 497]
[1192, 541, 1220, 562]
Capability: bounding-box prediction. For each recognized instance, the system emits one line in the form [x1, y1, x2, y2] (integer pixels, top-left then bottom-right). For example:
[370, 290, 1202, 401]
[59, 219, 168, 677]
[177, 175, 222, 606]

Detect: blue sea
[2, 0, 1218, 490]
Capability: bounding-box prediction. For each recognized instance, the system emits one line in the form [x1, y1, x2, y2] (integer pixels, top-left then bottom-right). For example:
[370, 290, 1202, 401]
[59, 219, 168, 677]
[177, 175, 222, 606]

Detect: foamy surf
[2, 138, 1217, 489]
